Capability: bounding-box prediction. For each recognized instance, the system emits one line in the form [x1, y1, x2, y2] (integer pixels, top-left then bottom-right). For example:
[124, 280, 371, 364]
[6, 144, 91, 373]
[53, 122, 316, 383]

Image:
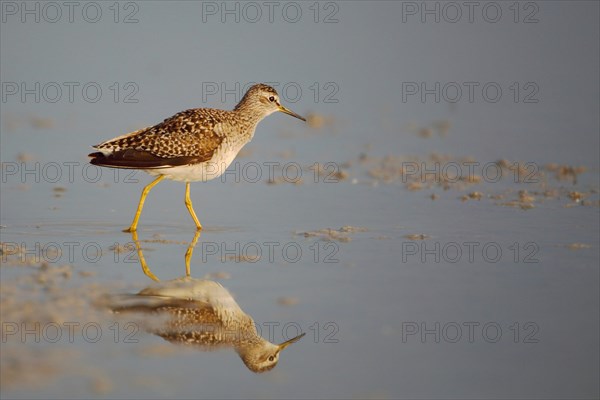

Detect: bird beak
[277, 332, 306, 350]
[278, 105, 306, 122]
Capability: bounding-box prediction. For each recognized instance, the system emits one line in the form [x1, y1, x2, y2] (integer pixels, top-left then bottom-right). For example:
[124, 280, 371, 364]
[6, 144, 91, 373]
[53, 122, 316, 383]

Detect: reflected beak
[277, 332, 306, 350]
[278, 105, 306, 122]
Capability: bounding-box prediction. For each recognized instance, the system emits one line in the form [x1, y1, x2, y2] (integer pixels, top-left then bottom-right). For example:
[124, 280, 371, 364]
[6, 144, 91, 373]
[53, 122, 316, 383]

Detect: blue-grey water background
[1, 1, 599, 399]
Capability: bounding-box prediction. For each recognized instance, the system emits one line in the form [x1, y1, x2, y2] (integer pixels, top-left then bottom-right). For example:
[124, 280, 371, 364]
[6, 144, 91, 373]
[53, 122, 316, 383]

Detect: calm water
[1, 2, 599, 399]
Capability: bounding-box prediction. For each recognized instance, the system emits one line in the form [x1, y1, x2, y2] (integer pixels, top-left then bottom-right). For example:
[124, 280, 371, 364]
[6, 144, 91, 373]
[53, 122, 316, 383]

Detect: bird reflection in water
[110, 231, 305, 373]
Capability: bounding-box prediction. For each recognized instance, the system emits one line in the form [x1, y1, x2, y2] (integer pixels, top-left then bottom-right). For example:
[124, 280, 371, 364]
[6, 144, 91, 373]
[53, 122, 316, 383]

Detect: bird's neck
[233, 98, 269, 124]
[231, 108, 267, 139]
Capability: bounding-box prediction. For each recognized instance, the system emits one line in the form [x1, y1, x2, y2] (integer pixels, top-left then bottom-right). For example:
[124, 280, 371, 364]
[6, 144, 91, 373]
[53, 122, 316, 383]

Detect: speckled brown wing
[152, 303, 230, 348]
[113, 299, 232, 349]
[89, 109, 227, 169]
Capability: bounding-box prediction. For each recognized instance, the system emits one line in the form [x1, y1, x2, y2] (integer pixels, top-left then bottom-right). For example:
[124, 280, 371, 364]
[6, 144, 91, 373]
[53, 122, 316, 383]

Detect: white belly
[145, 142, 242, 182]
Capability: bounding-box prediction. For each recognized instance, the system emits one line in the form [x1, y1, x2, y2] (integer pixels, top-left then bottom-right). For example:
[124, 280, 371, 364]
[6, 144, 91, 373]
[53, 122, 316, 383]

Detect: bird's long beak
[277, 332, 306, 350]
[278, 105, 306, 122]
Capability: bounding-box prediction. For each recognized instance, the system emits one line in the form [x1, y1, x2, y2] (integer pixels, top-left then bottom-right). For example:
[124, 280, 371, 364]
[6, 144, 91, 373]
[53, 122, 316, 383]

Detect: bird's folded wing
[89, 109, 227, 168]
[88, 149, 203, 169]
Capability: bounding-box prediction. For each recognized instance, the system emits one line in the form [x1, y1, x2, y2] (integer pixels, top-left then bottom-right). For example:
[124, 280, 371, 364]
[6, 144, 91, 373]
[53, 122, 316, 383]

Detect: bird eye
[268, 356, 275, 362]
[268, 96, 275, 102]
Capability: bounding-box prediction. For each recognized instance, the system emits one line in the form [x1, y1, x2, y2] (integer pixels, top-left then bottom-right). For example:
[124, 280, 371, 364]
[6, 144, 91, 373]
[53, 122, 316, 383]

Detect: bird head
[235, 83, 306, 121]
[237, 332, 306, 373]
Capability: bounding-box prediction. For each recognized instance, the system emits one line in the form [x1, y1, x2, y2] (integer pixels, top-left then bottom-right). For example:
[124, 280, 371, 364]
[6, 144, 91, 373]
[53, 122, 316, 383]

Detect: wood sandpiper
[111, 277, 305, 372]
[89, 83, 305, 232]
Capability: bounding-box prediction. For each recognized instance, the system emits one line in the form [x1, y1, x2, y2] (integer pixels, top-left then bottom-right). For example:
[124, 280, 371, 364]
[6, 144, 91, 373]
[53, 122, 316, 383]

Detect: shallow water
[1, 2, 599, 399]
[2, 154, 598, 398]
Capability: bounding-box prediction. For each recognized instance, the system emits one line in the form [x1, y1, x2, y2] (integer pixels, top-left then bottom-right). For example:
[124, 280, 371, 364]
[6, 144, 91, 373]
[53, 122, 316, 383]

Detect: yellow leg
[129, 230, 159, 282]
[123, 175, 165, 233]
[184, 230, 201, 277]
[184, 182, 202, 231]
